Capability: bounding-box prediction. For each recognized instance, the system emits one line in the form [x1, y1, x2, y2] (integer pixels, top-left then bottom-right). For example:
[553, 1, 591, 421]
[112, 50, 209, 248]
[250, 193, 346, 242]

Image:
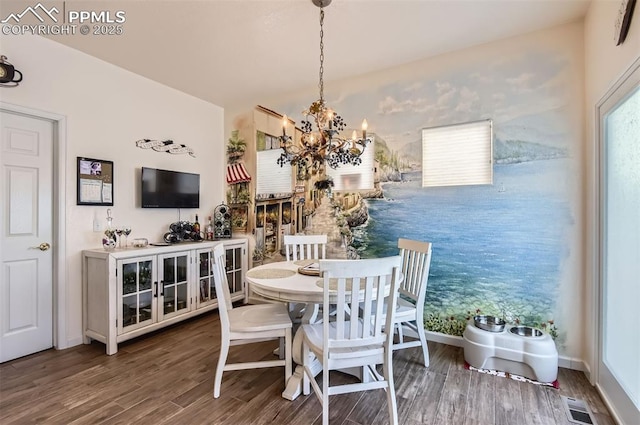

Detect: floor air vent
[562, 396, 598, 425]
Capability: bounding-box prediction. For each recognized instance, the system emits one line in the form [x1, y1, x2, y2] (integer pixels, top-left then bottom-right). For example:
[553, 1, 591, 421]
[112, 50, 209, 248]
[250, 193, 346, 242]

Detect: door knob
[30, 242, 51, 251]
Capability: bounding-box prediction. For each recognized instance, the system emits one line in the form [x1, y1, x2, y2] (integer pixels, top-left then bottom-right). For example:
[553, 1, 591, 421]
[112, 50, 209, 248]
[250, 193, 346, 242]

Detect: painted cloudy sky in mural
[284, 49, 573, 155]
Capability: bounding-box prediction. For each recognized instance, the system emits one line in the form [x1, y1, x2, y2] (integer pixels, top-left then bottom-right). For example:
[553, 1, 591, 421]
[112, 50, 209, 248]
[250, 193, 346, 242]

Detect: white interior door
[0, 111, 54, 362]
[597, 59, 640, 425]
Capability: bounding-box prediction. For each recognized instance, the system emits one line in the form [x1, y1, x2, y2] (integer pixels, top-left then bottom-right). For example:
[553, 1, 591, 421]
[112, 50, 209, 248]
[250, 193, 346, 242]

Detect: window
[421, 119, 493, 188]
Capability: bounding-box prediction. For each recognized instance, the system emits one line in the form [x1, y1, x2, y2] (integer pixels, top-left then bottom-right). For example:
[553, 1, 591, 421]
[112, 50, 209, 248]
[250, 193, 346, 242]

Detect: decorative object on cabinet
[277, 0, 370, 171]
[0, 55, 23, 87]
[77, 157, 114, 206]
[135, 138, 196, 157]
[213, 203, 232, 239]
[132, 238, 148, 248]
[102, 232, 116, 251]
[102, 209, 116, 250]
[163, 221, 203, 243]
[82, 239, 248, 355]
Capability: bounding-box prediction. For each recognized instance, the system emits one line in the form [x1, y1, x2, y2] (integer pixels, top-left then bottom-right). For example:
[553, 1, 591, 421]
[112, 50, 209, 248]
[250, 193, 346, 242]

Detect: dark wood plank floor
[0, 311, 614, 425]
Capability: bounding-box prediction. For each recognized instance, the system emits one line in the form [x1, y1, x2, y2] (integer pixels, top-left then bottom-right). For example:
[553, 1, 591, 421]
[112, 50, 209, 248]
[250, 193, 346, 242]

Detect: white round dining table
[246, 260, 325, 304]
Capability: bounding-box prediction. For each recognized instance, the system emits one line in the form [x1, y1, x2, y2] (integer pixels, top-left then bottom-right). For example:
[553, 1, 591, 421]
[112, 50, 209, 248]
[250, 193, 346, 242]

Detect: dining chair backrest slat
[284, 234, 327, 261]
[398, 238, 432, 304]
[212, 244, 233, 329]
[319, 256, 402, 358]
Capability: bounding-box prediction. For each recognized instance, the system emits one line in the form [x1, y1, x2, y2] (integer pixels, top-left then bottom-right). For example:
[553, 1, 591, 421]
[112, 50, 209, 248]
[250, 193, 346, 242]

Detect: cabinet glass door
[197, 248, 217, 307]
[119, 257, 154, 332]
[159, 252, 190, 320]
[225, 246, 243, 297]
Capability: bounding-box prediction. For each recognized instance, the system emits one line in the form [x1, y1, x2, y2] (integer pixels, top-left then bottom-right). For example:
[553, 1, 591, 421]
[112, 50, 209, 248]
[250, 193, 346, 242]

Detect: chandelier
[277, 0, 370, 171]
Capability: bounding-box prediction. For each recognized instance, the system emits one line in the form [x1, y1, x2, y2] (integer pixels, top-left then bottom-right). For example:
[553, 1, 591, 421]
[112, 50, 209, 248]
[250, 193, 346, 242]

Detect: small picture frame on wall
[77, 157, 114, 205]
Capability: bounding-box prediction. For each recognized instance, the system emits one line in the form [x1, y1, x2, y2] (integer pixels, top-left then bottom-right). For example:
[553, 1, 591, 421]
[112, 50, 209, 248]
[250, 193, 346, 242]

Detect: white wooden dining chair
[392, 238, 433, 367]
[283, 234, 328, 322]
[284, 234, 327, 261]
[301, 256, 403, 425]
[212, 244, 292, 398]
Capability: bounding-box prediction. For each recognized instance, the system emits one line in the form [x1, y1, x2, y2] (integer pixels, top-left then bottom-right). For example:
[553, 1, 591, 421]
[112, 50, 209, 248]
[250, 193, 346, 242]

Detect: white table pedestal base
[282, 323, 367, 400]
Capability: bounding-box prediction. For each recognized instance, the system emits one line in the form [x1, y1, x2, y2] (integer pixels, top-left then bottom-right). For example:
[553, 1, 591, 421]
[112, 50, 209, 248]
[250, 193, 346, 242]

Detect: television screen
[141, 167, 200, 208]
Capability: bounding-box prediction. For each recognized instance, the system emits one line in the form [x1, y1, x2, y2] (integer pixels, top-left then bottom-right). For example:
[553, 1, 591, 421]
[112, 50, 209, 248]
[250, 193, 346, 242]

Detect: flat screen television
[141, 167, 200, 208]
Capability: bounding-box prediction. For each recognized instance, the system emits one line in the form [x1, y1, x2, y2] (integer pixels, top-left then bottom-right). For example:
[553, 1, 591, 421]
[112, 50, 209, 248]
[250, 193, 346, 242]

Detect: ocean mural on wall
[278, 48, 577, 350]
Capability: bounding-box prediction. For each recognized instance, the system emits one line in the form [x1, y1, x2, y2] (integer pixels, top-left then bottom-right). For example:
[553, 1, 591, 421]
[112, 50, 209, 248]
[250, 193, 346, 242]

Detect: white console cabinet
[82, 239, 247, 354]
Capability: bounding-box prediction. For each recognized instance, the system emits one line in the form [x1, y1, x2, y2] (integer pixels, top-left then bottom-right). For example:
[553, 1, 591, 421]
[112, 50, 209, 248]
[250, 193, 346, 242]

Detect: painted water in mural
[351, 158, 571, 339]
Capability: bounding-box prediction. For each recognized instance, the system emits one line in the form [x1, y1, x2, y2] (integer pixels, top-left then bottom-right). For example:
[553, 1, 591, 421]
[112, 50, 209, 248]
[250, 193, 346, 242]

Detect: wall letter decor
[135, 139, 196, 157]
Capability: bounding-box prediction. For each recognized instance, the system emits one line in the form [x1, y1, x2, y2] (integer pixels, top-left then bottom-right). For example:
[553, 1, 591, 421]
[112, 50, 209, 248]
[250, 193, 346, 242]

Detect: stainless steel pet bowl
[509, 326, 543, 337]
[473, 315, 506, 332]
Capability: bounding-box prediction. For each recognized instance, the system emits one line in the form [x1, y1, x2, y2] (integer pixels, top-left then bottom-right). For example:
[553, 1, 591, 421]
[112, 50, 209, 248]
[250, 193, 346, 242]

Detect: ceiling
[46, 0, 592, 109]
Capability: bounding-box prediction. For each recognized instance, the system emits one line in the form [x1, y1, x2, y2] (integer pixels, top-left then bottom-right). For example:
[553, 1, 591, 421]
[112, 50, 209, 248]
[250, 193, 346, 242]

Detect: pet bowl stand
[462, 321, 558, 383]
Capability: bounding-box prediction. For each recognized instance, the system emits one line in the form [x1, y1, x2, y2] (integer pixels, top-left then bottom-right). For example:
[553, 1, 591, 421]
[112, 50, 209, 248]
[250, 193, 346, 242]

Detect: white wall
[583, 0, 640, 378]
[0, 34, 226, 349]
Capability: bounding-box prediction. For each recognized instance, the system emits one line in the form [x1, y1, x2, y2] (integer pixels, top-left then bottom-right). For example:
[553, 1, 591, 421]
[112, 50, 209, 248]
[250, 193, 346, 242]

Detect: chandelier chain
[318, 8, 324, 102]
[276, 0, 370, 171]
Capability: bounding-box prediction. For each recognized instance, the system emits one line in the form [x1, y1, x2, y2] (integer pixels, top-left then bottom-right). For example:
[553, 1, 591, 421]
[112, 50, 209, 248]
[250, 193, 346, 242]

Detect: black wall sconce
[0, 55, 23, 87]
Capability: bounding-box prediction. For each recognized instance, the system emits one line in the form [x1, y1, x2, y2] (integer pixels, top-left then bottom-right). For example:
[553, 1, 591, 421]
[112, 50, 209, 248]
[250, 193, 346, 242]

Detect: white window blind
[421, 120, 493, 188]
[256, 149, 292, 195]
[326, 140, 375, 191]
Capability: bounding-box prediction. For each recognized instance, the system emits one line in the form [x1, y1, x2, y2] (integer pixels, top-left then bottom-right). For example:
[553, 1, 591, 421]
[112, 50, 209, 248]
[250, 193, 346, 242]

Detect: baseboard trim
[596, 383, 625, 425]
[425, 331, 586, 372]
[426, 331, 464, 347]
[57, 336, 84, 350]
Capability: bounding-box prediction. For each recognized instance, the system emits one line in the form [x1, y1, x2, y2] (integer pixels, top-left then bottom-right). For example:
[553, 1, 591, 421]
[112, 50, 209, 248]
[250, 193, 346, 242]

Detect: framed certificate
[77, 157, 114, 206]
